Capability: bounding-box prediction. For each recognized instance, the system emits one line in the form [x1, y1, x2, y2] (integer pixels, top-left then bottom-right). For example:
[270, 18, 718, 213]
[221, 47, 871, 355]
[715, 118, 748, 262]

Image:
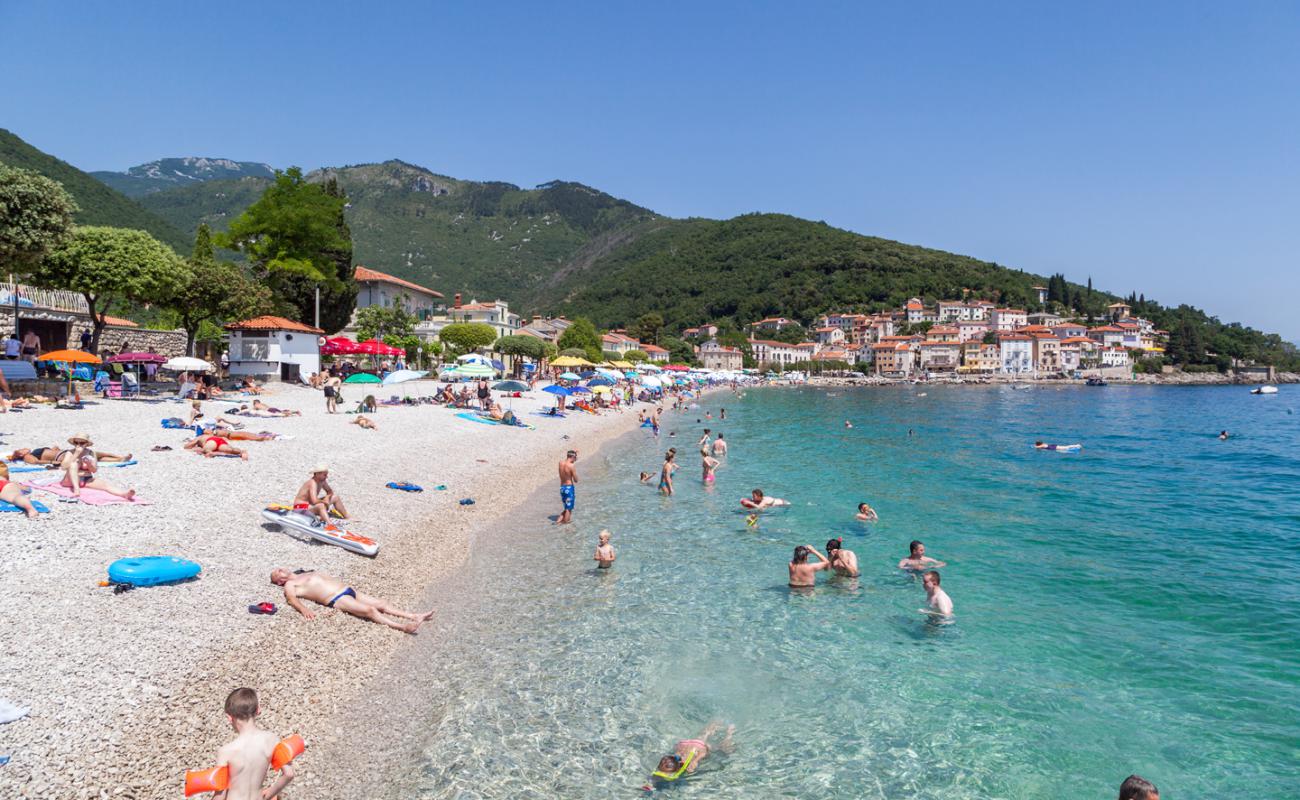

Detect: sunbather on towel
[183, 433, 249, 460]
[212, 427, 279, 442]
[0, 463, 40, 518]
[59, 435, 136, 502]
[8, 445, 63, 464]
[250, 399, 300, 417]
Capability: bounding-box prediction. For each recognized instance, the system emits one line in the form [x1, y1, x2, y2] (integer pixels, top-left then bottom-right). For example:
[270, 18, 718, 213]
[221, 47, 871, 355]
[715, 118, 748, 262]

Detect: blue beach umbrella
[569, 386, 592, 394]
[381, 369, 428, 385]
[587, 376, 614, 387]
[543, 385, 572, 397]
[559, 371, 581, 380]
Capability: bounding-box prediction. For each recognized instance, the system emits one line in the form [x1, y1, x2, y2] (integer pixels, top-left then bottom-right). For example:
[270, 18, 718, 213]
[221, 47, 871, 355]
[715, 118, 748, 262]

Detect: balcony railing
[0, 282, 89, 314]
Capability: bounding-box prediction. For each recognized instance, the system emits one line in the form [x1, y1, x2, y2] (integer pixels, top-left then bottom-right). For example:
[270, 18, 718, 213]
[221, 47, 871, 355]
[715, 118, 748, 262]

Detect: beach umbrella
[624, 371, 639, 379]
[590, 385, 612, 394]
[641, 375, 662, 388]
[550, 355, 593, 367]
[457, 353, 491, 364]
[587, 376, 613, 387]
[636, 363, 662, 372]
[345, 372, 382, 384]
[569, 385, 592, 394]
[559, 371, 581, 380]
[542, 384, 572, 396]
[493, 380, 529, 392]
[39, 349, 102, 364]
[595, 368, 622, 381]
[381, 369, 428, 385]
[321, 337, 360, 355]
[452, 362, 497, 378]
[162, 356, 213, 372]
[106, 351, 165, 364]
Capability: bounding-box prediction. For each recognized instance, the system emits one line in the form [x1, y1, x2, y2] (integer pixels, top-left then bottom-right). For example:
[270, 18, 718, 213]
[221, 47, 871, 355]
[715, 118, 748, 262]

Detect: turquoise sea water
[393, 386, 1300, 798]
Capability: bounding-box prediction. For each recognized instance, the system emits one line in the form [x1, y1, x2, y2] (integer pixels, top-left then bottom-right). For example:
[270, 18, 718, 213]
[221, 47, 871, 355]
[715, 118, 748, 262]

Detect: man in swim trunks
[711, 433, 727, 457]
[557, 450, 578, 524]
[855, 502, 879, 521]
[270, 569, 434, 634]
[921, 570, 953, 617]
[294, 465, 349, 525]
[643, 721, 735, 791]
[898, 540, 946, 571]
[212, 687, 295, 800]
[741, 488, 789, 510]
[789, 544, 831, 587]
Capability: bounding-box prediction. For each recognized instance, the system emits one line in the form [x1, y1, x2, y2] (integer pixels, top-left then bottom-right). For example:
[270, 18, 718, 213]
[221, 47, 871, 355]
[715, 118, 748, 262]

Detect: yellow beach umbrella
[589, 385, 612, 394]
[550, 355, 594, 367]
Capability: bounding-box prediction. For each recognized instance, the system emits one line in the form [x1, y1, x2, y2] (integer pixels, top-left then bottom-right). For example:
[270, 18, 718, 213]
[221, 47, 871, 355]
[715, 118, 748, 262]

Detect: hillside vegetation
[0, 129, 189, 251]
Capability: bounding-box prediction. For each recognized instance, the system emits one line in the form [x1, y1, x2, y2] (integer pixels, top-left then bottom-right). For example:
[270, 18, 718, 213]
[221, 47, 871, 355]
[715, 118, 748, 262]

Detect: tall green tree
[32, 226, 186, 352]
[661, 335, 696, 365]
[632, 312, 664, 345]
[217, 168, 357, 332]
[439, 322, 497, 354]
[170, 223, 274, 355]
[556, 317, 603, 362]
[354, 305, 417, 341]
[0, 164, 78, 273]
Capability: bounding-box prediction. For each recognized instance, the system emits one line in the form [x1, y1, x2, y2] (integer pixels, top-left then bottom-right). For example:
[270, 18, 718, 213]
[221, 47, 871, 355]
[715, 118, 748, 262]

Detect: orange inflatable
[271, 734, 306, 770]
[184, 766, 229, 797]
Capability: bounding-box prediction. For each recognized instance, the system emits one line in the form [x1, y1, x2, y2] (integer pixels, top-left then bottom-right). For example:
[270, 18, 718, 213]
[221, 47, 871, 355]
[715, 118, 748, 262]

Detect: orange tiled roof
[224, 315, 324, 334]
[102, 315, 139, 328]
[354, 266, 442, 297]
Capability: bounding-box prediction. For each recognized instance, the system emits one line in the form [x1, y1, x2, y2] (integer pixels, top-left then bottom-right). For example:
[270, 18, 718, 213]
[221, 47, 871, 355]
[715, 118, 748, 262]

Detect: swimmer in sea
[898, 540, 946, 571]
[593, 529, 615, 569]
[1218, 430, 1229, 440]
[698, 428, 711, 448]
[701, 447, 719, 485]
[789, 544, 831, 587]
[740, 488, 789, 510]
[659, 450, 677, 495]
[855, 502, 879, 522]
[639, 471, 652, 484]
[920, 570, 953, 617]
[643, 722, 734, 791]
[720, 408, 726, 419]
[826, 537, 860, 577]
[844, 420, 853, 428]
[711, 433, 727, 457]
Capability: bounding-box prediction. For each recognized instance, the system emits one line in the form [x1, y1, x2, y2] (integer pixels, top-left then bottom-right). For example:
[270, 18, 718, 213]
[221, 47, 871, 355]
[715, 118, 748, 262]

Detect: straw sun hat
[68, 433, 93, 446]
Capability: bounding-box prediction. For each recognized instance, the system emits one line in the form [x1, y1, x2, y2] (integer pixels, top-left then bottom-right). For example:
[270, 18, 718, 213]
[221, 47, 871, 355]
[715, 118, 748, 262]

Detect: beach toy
[386, 481, 423, 493]
[107, 556, 201, 587]
[260, 505, 379, 557]
[184, 765, 229, 796]
[248, 602, 277, 615]
[459, 498, 475, 505]
[271, 734, 306, 770]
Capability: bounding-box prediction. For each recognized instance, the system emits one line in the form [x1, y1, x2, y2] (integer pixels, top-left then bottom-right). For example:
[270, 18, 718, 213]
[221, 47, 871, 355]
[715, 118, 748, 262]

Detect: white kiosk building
[223, 315, 324, 382]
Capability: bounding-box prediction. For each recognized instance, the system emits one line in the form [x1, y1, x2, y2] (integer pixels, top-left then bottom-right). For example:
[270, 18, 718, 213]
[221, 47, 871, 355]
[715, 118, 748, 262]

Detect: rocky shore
[0, 385, 644, 799]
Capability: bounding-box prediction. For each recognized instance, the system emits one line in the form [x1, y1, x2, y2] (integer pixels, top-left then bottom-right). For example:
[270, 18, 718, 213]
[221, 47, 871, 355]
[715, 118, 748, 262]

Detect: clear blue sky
[3, 1, 1298, 340]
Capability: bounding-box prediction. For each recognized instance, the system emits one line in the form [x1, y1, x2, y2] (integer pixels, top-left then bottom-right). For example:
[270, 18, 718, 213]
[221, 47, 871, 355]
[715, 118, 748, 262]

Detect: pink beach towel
[23, 480, 152, 506]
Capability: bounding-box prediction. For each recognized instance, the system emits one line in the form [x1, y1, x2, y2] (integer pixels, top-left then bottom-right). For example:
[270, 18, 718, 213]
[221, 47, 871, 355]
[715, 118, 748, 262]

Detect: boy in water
[213, 688, 295, 800]
[898, 540, 946, 570]
[921, 571, 954, 617]
[594, 529, 616, 569]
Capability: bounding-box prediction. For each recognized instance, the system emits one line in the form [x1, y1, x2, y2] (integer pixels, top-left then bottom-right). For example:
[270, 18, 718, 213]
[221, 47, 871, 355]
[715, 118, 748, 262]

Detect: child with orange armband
[186, 688, 299, 799]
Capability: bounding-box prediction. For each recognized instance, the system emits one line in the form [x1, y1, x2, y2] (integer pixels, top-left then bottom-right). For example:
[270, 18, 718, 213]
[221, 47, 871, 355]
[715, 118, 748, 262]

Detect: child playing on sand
[594, 530, 616, 569]
[213, 688, 295, 800]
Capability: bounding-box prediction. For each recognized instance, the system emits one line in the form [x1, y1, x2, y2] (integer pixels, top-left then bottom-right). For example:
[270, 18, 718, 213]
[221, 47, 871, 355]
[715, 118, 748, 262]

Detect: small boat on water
[1251, 385, 1279, 395]
[1086, 377, 1108, 386]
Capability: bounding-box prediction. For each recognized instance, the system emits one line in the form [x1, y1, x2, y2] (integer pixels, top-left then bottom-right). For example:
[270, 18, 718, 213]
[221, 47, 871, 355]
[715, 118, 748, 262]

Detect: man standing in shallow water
[557, 449, 578, 524]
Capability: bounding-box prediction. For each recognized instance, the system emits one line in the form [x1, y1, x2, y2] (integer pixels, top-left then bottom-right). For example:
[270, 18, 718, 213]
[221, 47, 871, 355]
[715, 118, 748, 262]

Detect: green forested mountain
[136, 160, 659, 304]
[0, 129, 189, 251]
[91, 157, 275, 197]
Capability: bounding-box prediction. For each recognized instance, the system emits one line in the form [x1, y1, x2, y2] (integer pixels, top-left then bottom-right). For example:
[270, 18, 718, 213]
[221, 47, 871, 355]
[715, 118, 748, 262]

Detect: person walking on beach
[789, 544, 831, 587]
[323, 374, 342, 414]
[826, 537, 860, 577]
[700, 446, 719, 486]
[271, 569, 435, 633]
[659, 449, 677, 495]
[557, 449, 578, 524]
[210, 688, 296, 800]
[1118, 775, 1159, 800]
[920, 571, 953, 617]
[294, 465, 349, 525]
[899, 540, 946, 571]
[593, 529, 616, 569]
[711, 433, 727, 457]
[643, 721, 735, 791]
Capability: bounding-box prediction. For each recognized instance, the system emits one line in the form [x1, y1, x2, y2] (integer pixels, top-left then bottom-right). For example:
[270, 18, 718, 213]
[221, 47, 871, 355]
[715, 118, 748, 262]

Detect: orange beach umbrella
[38, 349, 102, 364]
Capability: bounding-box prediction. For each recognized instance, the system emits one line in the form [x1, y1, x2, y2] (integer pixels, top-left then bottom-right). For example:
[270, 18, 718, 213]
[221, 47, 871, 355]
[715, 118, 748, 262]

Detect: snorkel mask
[645, 749, 695, 789]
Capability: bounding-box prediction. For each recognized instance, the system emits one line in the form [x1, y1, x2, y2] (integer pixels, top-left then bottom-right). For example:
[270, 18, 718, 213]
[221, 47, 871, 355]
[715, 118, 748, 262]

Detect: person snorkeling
[642, 722, 734, 791]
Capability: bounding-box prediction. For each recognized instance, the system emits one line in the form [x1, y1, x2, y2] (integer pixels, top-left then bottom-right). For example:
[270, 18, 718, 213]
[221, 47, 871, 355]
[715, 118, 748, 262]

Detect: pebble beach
[0, 384, 644, 799]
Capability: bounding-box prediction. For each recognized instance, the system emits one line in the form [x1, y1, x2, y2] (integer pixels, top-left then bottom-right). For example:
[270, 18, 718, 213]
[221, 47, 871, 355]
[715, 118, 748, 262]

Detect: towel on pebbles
[0, 699, 29, 724]
[22, 481, 151, 505]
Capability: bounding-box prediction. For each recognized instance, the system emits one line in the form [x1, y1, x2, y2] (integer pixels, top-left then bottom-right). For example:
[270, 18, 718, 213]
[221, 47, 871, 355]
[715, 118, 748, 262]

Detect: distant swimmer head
[910, 540, 924, 557]
[858, 502, 869, 513]
[751, 488, 764, 501]
[792, 545, 810, 564]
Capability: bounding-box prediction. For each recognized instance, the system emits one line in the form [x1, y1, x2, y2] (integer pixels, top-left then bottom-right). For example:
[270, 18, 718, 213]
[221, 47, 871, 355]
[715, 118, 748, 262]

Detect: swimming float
[261, 505, 379, 557]
[107, 556, 201, 587]
[385, 481, 423, 492]
[184, 735, 303, 796]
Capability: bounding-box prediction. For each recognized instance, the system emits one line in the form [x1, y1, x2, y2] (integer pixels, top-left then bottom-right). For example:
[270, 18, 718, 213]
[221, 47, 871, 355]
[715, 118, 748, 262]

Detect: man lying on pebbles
[270, 569, 435, 634]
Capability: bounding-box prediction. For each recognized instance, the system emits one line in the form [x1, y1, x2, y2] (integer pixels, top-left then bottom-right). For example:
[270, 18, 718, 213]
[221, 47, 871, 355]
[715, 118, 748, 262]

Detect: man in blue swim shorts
[270, 568, 434, 634]
[557, 449, 578, 524]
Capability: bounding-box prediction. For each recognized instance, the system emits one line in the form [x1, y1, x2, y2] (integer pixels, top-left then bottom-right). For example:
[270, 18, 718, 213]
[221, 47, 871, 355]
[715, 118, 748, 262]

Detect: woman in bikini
[0, 463, 41, 518]
[659, 449, 677, 495]
[183, 432, 249, 460]
[59, 436, 136, 501]
[9, 445, 63, 465]
[700, 446, 719, 486]
[252, 399, 300, 416]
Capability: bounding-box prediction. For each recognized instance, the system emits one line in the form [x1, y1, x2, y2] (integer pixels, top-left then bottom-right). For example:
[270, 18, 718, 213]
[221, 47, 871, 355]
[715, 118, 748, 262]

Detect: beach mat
[24, 481, 151, 505]
[455, 412, 534, 430]
[7, 459, 138, 474]
[0, 498, 49, 513]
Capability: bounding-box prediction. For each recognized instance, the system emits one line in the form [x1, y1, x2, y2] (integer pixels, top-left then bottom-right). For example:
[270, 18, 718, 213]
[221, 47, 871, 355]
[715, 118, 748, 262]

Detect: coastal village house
[1, 281, 185, 356]
[997, 333, 1035, 374]
[224, 315, 324, 382]
[698, 340, 743, 371]
[601, 331, 642, 355]
[990, 308, 1028, 332]
[518, 316, 572, 343]
[750, 338, 810, 368]
[641, 343, 670, 362]
[752, 317, 800, 333]
[682, 324, 719, 340]
[353, 266, 444, 319]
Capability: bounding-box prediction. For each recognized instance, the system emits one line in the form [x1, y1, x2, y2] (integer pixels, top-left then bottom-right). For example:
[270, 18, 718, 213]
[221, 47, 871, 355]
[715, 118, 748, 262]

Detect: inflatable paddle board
[260, 505, 379, 557]
[108, 556, 201, 587]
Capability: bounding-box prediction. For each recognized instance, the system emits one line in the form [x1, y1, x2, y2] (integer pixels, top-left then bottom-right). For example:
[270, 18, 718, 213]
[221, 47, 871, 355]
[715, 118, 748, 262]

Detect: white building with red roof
[641, 343, 670, 363]
[353, 266, 444, 318]
[223, 315, 324, 382]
